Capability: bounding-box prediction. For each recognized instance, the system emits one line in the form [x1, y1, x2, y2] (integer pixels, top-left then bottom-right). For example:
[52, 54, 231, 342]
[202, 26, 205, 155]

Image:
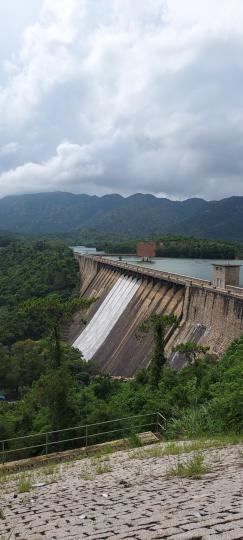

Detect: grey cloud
[0, 0, 243, 200]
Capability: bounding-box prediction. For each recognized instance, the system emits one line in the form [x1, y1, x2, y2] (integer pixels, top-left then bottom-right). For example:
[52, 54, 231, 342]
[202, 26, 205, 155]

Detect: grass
[130, 445, 165, 460]
[41, 463, 58, 476]
[79, 453, 113, 479]
[166, 453, 209, 479]
[38, 463, 59, 483]
[61, 443, 116, 466]
[129, 441, 200, 460]
[80, 470, 95, 481]
[130, 434, 243, 461]
[89, 445, 115, 459]
[209, 433, 243, 445]
[95, 461, 112, 475]
[90, 454, 112, 475]
[0, 508, 5, 520]
[127, 433, 142, 448]
[0, 470, 9, 486]
[17, 474, 32, 493]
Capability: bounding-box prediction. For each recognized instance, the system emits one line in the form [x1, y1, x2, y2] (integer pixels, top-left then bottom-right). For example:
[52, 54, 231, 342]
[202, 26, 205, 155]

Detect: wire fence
[0, 411, 166, 464]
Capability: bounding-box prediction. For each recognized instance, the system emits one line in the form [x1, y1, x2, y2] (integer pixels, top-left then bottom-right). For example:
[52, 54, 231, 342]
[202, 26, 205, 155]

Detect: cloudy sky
[0, 0, 243, 200]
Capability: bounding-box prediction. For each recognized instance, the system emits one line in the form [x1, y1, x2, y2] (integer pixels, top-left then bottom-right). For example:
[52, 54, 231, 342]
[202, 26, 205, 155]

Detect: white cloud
[0, 141, 103, 197]
[0, 0, 243, 199]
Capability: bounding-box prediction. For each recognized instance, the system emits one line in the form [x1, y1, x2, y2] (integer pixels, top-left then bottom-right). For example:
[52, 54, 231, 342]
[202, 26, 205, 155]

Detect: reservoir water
[104, 256, 243, 287]
[72, 247, 243, 286]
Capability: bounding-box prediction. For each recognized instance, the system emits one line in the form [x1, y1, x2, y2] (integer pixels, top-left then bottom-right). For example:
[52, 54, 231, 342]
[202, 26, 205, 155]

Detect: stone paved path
[1, 443, 243, 539]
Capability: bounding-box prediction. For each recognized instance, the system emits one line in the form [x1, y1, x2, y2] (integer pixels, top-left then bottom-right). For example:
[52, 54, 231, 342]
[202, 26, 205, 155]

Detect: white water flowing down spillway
[73, 275, 141, 360]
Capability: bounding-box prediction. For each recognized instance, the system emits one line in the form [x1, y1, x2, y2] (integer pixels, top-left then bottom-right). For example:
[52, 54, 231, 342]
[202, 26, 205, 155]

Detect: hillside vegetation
[0, 240, 79, 345]
[1, 192, 243, 241]
[1, 328, 243, 442]
[70, 234, 239, 259]
[0, 239, 242, 454]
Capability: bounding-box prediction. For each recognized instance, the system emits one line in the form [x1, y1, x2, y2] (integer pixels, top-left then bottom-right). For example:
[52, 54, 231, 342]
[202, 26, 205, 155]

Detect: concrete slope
[72, 258, 184, 376]
[93, 280, 184, 377]
[3, 443, 243, 539]
[73, 276, 141, 360]
[68, 267, 120, 344]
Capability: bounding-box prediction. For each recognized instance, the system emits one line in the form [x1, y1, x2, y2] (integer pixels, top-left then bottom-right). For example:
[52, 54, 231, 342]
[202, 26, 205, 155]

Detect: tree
[139, 313, 178, 388]
[0, 343, 9, 391]
[1, 340, 49, 397]
[23, 295, 94, 367]
[22, 365, 80, 431]
[173, 341, 209, 365]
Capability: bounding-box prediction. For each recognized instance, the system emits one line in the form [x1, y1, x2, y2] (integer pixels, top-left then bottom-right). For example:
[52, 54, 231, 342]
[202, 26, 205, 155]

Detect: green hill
[0, 192, 243, 241]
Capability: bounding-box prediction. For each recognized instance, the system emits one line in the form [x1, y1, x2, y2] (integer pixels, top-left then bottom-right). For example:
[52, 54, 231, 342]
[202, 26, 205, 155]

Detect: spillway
[73, 275, 140, 360]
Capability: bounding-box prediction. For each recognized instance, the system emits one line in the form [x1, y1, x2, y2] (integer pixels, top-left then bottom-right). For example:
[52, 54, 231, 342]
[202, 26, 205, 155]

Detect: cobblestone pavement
[1, 443, 243, 539]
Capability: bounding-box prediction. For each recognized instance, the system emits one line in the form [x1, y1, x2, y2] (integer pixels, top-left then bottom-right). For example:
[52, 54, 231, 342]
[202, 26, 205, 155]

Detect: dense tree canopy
[1, 331, 243, 442]
[0, 240, 80, 345]
[0, 238, 242, 457]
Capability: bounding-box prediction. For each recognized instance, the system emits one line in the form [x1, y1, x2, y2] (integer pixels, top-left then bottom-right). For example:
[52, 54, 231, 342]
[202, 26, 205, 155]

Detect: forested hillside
[0, 238, 242, 450]
[70, 234, 239, 259]
[1, 192, 243, 241]
[0, 240, 79, 345]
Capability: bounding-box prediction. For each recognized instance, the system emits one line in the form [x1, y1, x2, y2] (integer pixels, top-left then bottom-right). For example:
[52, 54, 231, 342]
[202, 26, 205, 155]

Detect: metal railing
[0, 411, 166, 464]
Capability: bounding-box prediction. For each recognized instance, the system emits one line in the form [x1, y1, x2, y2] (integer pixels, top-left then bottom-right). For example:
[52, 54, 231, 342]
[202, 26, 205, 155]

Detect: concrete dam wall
[73, 275, 141, 361]
[72, 255, 243, 376]
[72, 256, 184, 376]
[170, 285, 243, 368]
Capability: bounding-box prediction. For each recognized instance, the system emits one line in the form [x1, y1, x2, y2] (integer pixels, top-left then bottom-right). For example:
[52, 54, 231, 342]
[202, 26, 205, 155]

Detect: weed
[129, 442, 189, 460]
[95, 461, 112, 475]
[130, 445, 164, 460]
[95, 445, 114, 457]
[210, 433, 243, 446]
[0, 470, 8, 486]
[166, 453, 209, 479]
[41, 463, 58, 476]
[129, 436, 243, 461]
[17, 474, 32, 493]
[80, 470, 95, 481]
[128, 433, 142, 448]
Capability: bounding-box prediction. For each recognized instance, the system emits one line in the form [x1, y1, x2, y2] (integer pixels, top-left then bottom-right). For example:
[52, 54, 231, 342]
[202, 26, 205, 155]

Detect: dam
[71, 255, 243, 376]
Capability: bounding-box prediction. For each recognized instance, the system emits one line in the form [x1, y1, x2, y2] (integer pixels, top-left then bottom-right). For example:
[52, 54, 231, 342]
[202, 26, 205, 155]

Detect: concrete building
[136, 242, 156, 259]
[212, 264, 241, 289]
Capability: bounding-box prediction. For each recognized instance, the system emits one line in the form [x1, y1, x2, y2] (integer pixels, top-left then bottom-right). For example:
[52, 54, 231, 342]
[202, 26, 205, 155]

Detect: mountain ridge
[0, 191, 242, 240]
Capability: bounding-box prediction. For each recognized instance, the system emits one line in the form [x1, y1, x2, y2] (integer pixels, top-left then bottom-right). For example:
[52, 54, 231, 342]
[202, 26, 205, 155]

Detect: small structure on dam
[212, 263, 241, 289]
[136, 242, 156, 261]
[71, 254, 243, 377]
